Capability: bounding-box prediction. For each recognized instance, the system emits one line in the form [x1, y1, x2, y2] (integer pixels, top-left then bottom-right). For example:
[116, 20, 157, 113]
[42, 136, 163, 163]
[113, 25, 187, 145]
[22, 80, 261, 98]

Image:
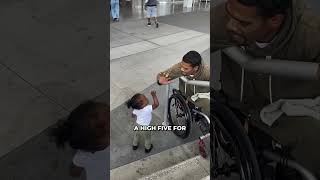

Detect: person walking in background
[111, 0, 120, 22]
[145, 0, 159, 27]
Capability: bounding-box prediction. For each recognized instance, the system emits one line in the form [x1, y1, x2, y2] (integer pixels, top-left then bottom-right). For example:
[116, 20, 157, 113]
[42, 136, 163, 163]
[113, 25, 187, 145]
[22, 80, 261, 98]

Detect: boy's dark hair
[126, 93, 144, 110]
[238, 0, 291, 17]
[51, 100, 103, 150]
[182, 51, 202, 67]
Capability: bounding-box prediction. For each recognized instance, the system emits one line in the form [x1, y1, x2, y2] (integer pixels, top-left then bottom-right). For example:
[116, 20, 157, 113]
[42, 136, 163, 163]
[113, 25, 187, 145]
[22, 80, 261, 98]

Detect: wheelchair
[167, 86, 318, 180]
[207, 47, 319, 180]
[166, 79, 263, 179]
[166, 47, 319, 180]
[211, 90, 320, 180]
[167, 88, 210, 139]
[165, 77, 210, 160]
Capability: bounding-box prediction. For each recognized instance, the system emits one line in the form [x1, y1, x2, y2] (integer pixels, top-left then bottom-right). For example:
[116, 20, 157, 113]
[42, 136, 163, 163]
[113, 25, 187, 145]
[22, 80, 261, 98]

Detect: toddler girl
[126, 91, 159, 153]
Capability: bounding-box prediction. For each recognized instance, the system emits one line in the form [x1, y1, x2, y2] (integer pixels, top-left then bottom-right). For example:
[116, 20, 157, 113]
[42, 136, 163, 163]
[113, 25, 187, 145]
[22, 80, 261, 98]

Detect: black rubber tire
[167, 93, 192, 139]
[211, 100, 262, 180]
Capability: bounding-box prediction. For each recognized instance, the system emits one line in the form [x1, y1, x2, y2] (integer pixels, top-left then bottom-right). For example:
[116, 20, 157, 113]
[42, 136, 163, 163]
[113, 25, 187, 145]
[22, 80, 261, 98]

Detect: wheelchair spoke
[211, 113, 256, 180]
[168, 91, 192, 139]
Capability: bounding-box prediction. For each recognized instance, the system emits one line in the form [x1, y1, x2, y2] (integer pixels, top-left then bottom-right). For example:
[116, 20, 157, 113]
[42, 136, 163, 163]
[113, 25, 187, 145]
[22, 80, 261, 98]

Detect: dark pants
[251, 111, 320, 176]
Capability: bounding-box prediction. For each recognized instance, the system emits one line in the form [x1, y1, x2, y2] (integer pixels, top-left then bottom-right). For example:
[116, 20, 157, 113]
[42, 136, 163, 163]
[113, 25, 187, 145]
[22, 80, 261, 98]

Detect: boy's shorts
[146, 6, 157, 18]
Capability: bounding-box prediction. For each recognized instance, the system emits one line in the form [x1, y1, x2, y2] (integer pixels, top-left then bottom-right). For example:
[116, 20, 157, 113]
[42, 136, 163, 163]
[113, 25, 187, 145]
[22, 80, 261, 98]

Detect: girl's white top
[73, 146, 109, 180]
[133, 105, 153, 126]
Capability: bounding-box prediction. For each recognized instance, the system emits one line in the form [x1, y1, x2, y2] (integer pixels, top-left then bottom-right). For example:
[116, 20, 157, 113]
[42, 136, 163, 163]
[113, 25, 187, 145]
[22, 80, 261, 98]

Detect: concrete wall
[0, 0, 108, 157]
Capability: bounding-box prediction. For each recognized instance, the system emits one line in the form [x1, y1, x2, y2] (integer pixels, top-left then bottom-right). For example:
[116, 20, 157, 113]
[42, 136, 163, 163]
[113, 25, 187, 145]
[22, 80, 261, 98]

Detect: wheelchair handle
[223, 46, 320, 80]
[162, 78, 209, 125]
[180, 76, 210, 87]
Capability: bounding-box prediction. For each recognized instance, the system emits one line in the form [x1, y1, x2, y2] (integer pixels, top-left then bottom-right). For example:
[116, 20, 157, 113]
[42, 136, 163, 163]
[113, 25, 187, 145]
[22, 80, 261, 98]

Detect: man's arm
[157, 63, 183, 85]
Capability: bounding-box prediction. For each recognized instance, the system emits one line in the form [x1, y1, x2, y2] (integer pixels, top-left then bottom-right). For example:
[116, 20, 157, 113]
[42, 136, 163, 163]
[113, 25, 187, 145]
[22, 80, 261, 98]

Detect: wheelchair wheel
[167, 91, 192, 139]
[193, 109, 210, 135]
[211, 101, 262, 180]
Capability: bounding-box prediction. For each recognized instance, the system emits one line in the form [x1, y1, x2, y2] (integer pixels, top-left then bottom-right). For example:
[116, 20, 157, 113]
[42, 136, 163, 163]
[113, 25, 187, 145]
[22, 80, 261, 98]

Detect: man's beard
[182, 72, 194, 77]
[182, 72, 188, 76]
[228, 31, 249, 46]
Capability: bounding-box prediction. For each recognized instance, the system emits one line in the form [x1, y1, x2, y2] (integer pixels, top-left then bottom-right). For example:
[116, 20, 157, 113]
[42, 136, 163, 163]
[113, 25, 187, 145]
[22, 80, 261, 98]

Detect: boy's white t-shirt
[133, 105, 153, 126]
[73, 146, 109, 180]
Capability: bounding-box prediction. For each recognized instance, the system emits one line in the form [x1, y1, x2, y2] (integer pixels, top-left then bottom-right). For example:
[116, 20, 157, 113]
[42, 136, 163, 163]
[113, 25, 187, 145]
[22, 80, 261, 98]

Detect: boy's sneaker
[133, 145, 138, 150]
[147, 22, 151, 26]
[145, 144, 153, 153]
[156, 23, 159, 28]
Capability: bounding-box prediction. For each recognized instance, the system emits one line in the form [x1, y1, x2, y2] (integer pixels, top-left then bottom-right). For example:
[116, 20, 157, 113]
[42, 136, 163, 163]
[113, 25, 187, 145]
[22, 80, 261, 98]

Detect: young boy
[145, 0, 159, 28]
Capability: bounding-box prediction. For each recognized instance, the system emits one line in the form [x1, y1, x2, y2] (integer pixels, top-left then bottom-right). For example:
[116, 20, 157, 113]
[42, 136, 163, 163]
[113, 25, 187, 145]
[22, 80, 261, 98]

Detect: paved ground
[111, 82, 204, 169]
[0, 0, 107, 179]
[158, 11, 210, 34]
[110, 12, 210, 110]
[110, 9, 210, 170]
[0, 92, 108, 180]
[111, 140, 210, 179]
[0, 0, 108, 159]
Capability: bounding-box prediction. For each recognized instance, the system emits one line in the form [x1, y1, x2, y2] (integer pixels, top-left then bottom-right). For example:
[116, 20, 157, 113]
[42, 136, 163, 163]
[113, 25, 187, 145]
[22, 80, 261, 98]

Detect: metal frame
[223, 47, 320, 80]
[221, 46, 319, 180]
[163, 77, 210, 139]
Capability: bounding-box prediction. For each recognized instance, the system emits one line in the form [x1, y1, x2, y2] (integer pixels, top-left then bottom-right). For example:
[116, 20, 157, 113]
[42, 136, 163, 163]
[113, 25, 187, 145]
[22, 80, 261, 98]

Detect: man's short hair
[238, 0, 291, 17]
[182, 51, 202, 67]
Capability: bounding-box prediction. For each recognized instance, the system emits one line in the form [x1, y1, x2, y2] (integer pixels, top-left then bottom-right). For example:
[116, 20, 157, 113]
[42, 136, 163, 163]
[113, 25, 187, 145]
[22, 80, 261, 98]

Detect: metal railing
[223, 46, 320, 80]
[180, 76, 210, 87]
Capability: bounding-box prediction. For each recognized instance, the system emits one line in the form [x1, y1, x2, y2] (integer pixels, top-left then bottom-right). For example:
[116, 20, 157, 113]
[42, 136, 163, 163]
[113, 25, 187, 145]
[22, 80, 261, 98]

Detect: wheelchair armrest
[172, 88, 203, 112]
[187, 101, 197, 110]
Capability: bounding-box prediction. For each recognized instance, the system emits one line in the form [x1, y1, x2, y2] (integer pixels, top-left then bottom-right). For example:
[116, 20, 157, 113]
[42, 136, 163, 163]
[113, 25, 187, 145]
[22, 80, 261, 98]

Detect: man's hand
[158, 76, 173, 85]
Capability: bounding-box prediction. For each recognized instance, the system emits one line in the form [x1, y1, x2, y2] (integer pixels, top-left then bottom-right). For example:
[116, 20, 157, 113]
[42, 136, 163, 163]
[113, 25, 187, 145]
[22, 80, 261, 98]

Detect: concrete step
[200, 175, 210, 180]
[139, 155, 209, 180]
[110, 140, 209, 180]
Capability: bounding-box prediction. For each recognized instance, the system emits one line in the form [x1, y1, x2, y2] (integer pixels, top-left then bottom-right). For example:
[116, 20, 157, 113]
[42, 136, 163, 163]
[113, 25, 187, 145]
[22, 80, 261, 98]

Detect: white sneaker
[162, 121, 168, 126]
